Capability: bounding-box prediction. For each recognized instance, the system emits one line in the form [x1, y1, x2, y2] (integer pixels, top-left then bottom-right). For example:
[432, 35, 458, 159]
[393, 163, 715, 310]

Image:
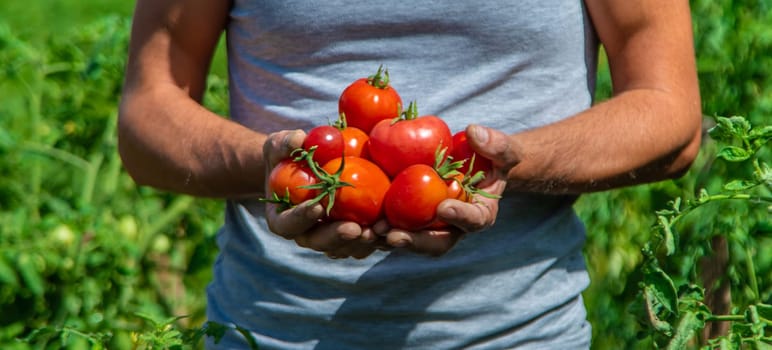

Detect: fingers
[381, 196, 494, 257]
[436, 180, 505, 233]
[295, 221, 361, 248]
[385, 228, 462, 257]
[295, 221, 379, 259]
[465, 124, 522, 171]
[265, 201, 325, 239]
[436, 198, 496, 233]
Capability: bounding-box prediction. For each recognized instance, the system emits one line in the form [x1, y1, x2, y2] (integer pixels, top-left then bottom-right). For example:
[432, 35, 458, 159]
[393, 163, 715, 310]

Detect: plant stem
[706, 314, 745, 322]
[745, 244, 760, 303]
[20, 142, 92, 171]
[143, 196, 196, 243]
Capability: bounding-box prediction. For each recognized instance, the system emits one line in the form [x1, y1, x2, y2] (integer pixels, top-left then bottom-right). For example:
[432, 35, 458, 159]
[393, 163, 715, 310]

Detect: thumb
[264, 129, 306, 169]
[465, 124, 521, 169]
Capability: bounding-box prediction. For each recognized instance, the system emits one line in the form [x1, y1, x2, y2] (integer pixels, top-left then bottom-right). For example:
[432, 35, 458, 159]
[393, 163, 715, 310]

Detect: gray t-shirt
[207, 1, 598, 349]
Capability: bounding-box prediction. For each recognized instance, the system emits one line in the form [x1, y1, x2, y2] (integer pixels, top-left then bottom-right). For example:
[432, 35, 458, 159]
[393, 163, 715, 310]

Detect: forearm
[118, 85, 267, 198]
[504, 88, 701, 194]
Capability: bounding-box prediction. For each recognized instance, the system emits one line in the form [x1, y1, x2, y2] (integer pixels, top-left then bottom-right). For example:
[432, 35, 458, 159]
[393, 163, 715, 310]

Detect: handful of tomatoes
[264, 66, 497, 231]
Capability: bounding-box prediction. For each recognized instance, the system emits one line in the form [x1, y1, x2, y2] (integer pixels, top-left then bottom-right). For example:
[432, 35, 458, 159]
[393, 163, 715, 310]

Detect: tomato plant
[338, 65, 402, 134]
[451, 130, 493, 176]
[302, 125, 344, 166]
[368, 101, 453, 178]
[314, 156, 390, 226]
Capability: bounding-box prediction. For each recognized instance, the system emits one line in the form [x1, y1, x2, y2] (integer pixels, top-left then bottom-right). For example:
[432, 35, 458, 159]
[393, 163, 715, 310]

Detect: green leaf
[697, 188, 711, 204]
[757, 162, 772, 186]
[757, 304, 772, 322]
[644, 266, 679, 316]
[200, 322, 228, 345]
[0, 255, 19, 286]
[234, 324, 260, 350]
[658, 216, 676, 256]
[717, 146, 752, 162]
[644, 286, 674, 335]
[749, 125, 772, 143]
[17, 253, 44, 296]
[642, 266, 680, 337]
[134, 312, 161, 327]
[709, 116, 751, 142]
[723, 179, 758, 191]
[666, 311, 704, 350]
[709, 117, 737, 141]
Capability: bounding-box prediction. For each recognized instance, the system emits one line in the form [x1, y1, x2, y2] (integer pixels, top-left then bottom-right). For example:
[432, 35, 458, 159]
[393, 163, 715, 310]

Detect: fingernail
[469, 125, 489, 145]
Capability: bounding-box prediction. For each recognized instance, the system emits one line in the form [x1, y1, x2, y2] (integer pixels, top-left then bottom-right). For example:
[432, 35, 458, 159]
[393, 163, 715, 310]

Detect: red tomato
[451, 130, 493, 176]
[341, 126, 370, 159]
[303, 125, 344, 166]
[444, 173, 469, 202]
[383, 164, 450, 230]
[368, 102, 453, 178]
[427, 174, 469, 229]
[266, 159, 318, 206]
[338, 66, 402, 134]
[319, 157, 390, 226]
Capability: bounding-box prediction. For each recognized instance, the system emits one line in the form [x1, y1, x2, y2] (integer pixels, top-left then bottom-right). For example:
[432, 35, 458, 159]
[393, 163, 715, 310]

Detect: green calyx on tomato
[338, 65, 403, 134]
[453, 153, 501, 201]
[434, 146, 499, 201]
[259, 153, 320, 212]
[368, 100, 454, 177]
[293, 146, 353, 215]
[318, 156, 390, 226]
[391, 100, 420, 124]
[366, 64, 391, 89]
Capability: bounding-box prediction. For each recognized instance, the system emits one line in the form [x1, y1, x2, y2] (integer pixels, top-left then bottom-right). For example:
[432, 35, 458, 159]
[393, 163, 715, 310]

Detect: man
[118, 1, 701, 348]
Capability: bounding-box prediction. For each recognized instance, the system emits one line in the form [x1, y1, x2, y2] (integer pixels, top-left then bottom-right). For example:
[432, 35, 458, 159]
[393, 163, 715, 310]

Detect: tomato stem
[367, 64, 390, 89]
[333, 112, 348, 130]
[391, 100, 419, 124]
[434, 147, 501, 200]
[434, 145, 463, 179]
[293, 146, 352, 215]
[257, 189, 294, 212]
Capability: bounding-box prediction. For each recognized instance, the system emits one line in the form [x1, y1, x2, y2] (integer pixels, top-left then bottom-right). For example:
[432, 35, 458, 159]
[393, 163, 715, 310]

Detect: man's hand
[262, 130, 382, 259]
[380, 125, 514, 256]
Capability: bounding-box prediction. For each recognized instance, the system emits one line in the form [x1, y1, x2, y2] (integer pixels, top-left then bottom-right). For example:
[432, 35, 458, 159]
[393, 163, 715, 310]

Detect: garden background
[0, 1, 769, 349]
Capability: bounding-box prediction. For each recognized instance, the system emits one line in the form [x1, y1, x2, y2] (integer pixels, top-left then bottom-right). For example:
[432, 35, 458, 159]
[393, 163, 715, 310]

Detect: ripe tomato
[427, 174, 469, 230]
[303, 125, 344, 166]
[368, 102, 453, 178]
[266, 159, 318, 207]
[451, 130, 493, 176]
[338, 66, 402, 134]
[318, 157, 390, 226]
[341, 126, 370, 159]
[383, 164, 449, 230]
[334, 113, 370, 159]
[444, 173, 469, 202]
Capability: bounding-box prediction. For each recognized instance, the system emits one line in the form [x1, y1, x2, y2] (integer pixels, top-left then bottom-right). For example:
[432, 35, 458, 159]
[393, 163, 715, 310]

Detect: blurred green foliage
[577, 0, 772, 348]
[0, 16, 226, 349]
[0, 0, 769, 348]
